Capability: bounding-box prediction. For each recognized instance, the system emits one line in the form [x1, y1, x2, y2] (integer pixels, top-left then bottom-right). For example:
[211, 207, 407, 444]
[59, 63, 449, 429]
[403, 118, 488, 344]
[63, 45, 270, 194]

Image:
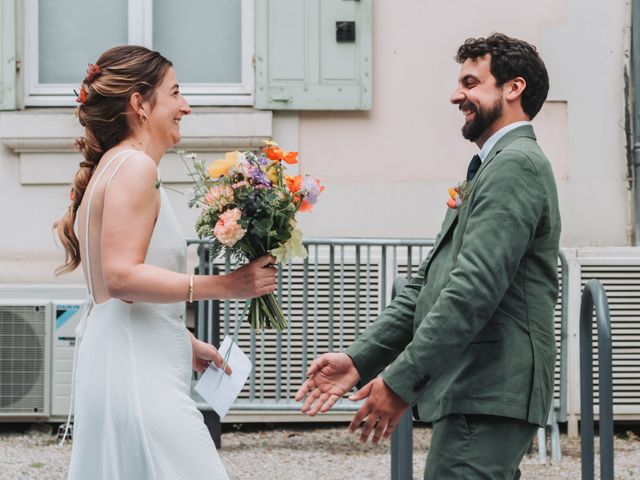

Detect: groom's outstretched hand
[294, 352, 360, 416]
[348, 378, 409, 444]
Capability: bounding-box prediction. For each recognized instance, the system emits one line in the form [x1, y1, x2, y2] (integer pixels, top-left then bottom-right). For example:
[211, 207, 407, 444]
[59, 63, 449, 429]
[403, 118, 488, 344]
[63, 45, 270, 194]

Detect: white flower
[270, 229, 307, 264]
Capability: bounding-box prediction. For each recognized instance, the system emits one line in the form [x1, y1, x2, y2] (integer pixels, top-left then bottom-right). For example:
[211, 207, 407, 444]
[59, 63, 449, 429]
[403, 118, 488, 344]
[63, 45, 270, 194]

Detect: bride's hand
[191, 336, 232, 375]
[223, 254, 277, 299]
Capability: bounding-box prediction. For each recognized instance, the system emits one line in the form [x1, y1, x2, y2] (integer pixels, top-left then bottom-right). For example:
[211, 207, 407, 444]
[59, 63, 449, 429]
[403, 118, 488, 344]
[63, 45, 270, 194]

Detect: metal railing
[558, 248, 569, 423]
[389, 277, 412, 480]
[537, 248, 569, 463]
[579, 279, 614, 480]
[187, 237, 433, 407]
[187, 237, 432, 454]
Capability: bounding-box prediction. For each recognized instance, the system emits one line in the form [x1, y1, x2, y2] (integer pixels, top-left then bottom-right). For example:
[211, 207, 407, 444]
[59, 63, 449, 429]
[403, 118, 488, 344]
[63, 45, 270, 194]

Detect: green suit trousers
[424, 414, 537, 479]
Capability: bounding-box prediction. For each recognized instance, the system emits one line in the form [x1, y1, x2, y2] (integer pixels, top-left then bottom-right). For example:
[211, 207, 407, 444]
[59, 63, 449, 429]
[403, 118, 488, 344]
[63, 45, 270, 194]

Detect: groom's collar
[478, 121, 531, 162]
[468, 124, 537, 187]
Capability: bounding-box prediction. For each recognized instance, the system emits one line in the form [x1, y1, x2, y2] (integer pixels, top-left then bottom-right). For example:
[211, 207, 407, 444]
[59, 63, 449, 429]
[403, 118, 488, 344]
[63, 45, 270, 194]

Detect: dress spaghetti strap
[83, 149, 138, 299]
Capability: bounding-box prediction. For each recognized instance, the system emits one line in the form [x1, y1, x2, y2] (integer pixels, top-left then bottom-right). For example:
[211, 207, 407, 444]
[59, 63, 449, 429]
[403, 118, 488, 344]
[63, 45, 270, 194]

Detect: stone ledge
[0, 108, 273, 184]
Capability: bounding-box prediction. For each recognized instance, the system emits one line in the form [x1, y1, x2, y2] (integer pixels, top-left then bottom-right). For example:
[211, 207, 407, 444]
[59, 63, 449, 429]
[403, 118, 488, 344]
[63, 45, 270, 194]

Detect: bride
[54, 45, 276, 479]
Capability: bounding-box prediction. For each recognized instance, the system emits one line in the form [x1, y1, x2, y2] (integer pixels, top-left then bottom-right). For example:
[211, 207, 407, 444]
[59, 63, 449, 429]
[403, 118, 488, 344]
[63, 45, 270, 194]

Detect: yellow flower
[207, 151, 239, 178]
[270, 228, 307, 265]
[266, 164, 279, 184]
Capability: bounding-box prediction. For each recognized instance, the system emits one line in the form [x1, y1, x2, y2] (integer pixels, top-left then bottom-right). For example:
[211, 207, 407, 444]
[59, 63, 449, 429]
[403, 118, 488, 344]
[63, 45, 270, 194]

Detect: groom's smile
[451, 54, 507, 147]
[460, 101, 476, 124]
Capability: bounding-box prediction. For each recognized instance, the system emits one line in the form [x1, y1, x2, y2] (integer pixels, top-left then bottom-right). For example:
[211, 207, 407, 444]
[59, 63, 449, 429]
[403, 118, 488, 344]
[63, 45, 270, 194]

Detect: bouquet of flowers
[185, 141, 324, 330]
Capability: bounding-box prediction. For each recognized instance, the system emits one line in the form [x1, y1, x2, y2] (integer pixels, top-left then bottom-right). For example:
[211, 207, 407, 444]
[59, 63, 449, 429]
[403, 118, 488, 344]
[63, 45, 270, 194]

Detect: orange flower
[76, 88, 87, 104]
[447, 186, 462, 209]
[265, 146, 284, 161]
[263, 144, 299, 165]
[286, 175, 303, 195]
[282, 151, 299, 164]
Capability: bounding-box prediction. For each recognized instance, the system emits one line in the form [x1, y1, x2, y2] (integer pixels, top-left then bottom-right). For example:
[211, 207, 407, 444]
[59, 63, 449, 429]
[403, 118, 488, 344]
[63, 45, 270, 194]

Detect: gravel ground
[1, 423, 639, 479]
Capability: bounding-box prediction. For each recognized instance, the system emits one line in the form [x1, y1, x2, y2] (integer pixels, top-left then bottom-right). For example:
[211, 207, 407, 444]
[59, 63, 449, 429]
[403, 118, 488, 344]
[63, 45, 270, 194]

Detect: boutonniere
[447, 180, 472, 209]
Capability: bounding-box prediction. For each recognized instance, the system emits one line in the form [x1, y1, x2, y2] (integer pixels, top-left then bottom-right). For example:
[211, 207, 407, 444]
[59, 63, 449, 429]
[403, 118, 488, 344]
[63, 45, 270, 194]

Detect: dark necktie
[466, 154, 482, 182]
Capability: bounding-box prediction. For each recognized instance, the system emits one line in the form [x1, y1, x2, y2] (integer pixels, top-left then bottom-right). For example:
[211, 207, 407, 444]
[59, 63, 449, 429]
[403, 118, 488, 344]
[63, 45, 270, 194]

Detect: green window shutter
[0, 0, 16, 110]
[255, 0, 372, 110]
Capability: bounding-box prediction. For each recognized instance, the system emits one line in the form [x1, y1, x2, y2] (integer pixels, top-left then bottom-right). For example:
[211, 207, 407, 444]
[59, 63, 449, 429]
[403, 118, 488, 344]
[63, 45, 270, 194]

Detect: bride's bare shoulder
[103, 149, 158, 189]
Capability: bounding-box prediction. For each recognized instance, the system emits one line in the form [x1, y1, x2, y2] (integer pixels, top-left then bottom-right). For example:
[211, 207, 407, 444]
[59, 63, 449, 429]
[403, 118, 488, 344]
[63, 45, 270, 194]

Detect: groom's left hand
[348, 377, 409, 444]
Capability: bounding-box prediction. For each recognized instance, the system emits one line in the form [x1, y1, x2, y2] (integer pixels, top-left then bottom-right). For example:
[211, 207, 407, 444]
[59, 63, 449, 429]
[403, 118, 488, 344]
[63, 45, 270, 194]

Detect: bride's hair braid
[53, 45, 172, 275]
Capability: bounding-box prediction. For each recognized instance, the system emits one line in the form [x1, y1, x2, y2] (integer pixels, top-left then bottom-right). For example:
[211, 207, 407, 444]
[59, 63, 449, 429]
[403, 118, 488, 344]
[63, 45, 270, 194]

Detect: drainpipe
[632, 0, 640, 244]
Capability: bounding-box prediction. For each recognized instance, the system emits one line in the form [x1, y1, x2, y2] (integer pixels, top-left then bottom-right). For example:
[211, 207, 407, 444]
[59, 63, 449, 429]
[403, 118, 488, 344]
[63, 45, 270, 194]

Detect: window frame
[23, 0, 254, 107]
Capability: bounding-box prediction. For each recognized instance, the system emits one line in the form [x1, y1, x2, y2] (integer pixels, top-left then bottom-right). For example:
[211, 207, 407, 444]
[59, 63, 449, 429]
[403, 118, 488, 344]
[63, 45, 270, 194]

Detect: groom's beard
[461, 97, 503, 142]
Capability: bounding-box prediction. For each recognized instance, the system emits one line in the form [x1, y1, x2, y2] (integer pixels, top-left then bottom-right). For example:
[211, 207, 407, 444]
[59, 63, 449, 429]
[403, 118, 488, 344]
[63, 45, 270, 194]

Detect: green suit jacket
[346, 125, 561, 427]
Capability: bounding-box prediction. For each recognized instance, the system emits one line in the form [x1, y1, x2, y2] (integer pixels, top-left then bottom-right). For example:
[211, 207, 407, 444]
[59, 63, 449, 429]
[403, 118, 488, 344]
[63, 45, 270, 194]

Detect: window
[24, 0, 254, 107]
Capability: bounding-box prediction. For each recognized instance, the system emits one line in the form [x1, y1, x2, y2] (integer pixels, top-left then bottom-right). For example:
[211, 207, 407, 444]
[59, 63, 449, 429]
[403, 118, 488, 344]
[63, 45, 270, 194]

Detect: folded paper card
[194, 337, 252, 418]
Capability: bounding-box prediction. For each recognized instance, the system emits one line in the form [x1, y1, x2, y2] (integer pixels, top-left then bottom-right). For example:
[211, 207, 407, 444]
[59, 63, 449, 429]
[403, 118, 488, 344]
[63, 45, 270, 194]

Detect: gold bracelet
[188, 274, 194, 303]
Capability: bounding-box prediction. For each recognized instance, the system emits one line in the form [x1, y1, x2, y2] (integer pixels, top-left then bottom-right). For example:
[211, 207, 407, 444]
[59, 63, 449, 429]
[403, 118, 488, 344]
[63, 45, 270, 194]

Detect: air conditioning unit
[50, 301, 85, 419]
[0, 285, 86, 423]
[574, 248, 640, 420]
[0, 301, 51, 419]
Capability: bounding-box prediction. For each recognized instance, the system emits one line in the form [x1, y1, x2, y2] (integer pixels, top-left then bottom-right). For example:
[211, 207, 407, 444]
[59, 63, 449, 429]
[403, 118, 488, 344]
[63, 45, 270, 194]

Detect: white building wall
[296, 0, 631, 247]
[0, 0, 631, 284]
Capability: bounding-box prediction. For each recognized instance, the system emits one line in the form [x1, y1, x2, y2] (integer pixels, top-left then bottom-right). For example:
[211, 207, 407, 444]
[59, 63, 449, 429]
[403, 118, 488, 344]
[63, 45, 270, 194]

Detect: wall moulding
[0, 109, 273, 185]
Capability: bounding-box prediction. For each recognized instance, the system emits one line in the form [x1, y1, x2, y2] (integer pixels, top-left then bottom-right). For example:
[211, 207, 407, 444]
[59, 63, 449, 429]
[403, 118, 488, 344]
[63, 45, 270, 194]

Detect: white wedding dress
[67, 150, 229, 479]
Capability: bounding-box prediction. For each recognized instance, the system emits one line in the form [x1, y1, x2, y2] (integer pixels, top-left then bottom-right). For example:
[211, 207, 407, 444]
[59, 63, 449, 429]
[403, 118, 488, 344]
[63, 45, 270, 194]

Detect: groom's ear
[505, 76, 526, 102]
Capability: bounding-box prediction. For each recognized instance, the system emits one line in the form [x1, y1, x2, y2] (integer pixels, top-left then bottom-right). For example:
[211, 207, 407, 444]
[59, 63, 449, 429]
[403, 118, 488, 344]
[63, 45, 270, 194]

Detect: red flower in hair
[86, 63, 101, 83]
[75, 88, 88, 104]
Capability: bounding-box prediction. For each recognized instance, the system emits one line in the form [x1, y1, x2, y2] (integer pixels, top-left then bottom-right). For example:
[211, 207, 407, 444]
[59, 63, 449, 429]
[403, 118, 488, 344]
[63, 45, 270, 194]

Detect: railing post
[558, 249, 569, 423]
[194, 243, 222, 448]
[391, 410, 413, 480]
[390, 277, 412, 480]
[579, 279, 614, 480]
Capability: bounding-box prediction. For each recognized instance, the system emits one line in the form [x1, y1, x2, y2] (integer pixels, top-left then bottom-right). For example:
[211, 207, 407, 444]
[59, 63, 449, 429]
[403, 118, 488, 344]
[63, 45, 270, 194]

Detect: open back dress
[67, 149, 229, 479]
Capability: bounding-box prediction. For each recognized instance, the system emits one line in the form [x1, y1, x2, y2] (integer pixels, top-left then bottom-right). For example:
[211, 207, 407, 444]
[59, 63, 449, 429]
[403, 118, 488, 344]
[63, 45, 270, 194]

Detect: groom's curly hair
[456, 33, 549, 119]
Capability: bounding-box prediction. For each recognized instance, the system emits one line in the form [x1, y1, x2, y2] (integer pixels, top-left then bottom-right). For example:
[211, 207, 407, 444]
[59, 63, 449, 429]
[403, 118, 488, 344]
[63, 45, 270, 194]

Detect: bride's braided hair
[54, 45, 172, 274]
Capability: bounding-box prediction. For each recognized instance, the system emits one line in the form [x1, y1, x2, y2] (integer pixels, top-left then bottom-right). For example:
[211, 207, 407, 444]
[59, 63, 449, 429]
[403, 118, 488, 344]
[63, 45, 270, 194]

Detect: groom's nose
[451, 88, 464, 105]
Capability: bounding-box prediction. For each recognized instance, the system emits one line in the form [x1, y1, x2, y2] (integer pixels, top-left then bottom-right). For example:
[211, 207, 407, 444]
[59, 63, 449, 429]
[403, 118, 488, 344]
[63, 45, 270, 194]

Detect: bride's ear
[129, 92, 145, 117]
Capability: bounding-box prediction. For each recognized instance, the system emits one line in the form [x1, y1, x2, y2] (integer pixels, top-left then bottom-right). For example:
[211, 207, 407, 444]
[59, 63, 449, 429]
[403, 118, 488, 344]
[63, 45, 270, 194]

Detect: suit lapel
[424, 206, 458, 274]
[422, 125, 537, 277]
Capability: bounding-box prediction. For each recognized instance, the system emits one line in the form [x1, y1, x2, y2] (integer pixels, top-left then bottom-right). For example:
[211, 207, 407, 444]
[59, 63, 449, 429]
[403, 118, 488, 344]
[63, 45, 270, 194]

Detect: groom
[295, 33, 560, 479]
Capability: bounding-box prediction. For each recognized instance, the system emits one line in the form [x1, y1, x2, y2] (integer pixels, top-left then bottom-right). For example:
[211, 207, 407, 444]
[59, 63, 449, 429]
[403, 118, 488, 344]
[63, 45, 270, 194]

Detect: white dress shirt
[477, 121, 531, 162]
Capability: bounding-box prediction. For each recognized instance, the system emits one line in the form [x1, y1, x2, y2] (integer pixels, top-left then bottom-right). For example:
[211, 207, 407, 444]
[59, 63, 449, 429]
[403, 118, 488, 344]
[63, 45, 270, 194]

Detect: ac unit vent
[580, 265, 640, 409]
[0, 305, 47, 415]
[220, 262, 381, 401]
[553, 264, 565, 411]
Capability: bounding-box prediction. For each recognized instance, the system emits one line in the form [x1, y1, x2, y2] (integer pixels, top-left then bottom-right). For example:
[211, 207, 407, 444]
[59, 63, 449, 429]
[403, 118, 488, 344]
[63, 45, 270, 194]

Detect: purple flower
[302, 176, 321, 204]
[251, 168, 272, 187]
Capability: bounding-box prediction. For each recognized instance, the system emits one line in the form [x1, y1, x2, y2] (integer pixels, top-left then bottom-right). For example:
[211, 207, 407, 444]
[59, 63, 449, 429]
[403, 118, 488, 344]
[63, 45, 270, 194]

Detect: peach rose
[213, 208, 246, 247]
[205, 185, 234, 211]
